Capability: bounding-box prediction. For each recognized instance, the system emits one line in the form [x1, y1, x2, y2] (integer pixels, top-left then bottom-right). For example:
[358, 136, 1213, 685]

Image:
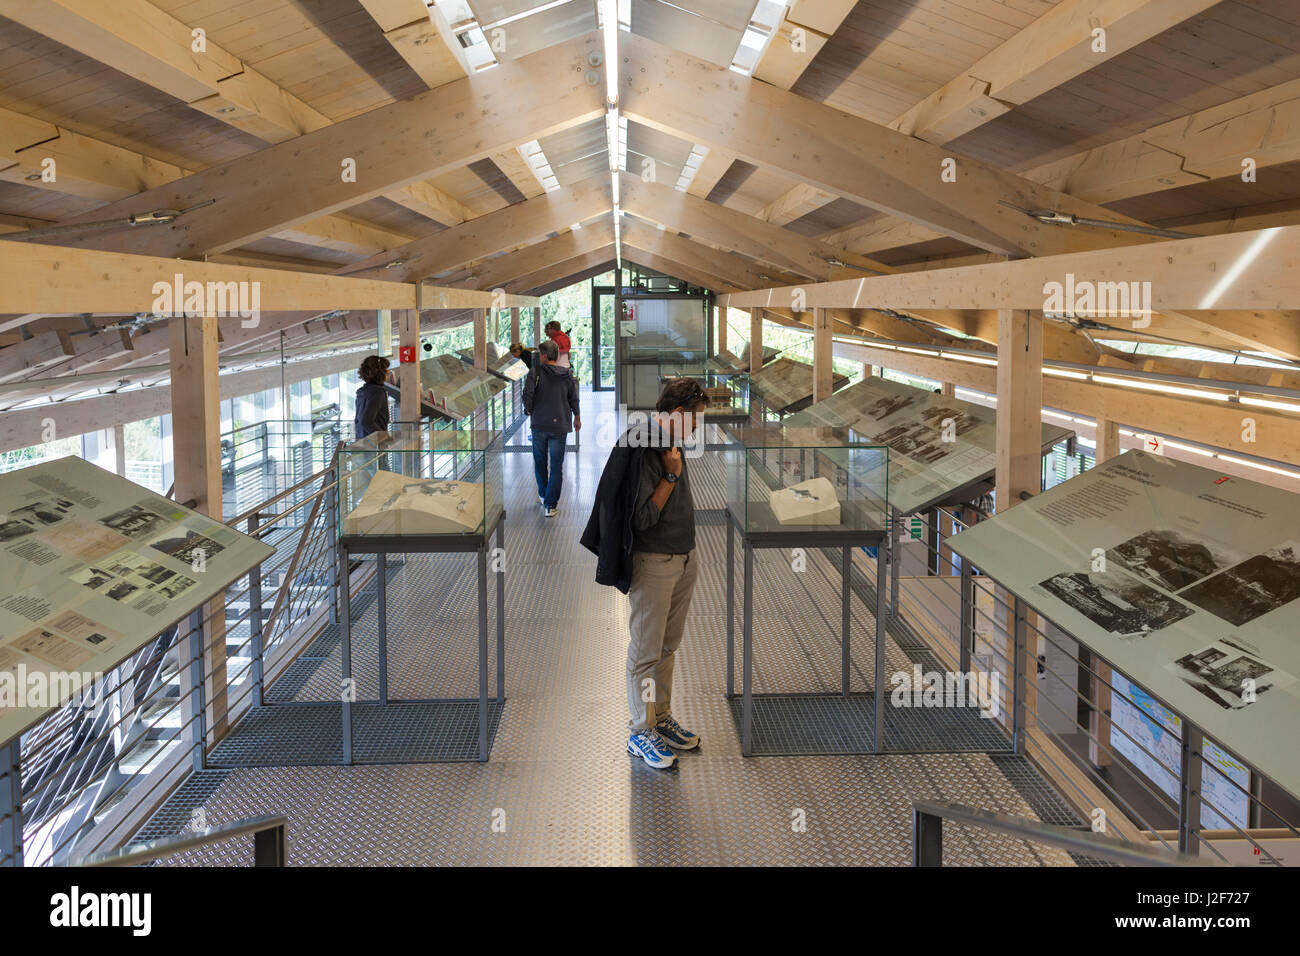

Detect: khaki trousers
[626, 549, 698, 732]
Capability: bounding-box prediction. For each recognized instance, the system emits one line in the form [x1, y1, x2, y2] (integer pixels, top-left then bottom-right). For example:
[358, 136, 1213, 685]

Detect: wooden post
[168, 314, 226, 741]
[749, 308, 763, 373]
[397, 308, 420, 423]
[113, 423, 126, 478]
[510, 306, 520, 345]
[532, 306, 541, 344]
[941, 381, 955, 397]
[474, 308, 488, 371]
[812, 306, 833, 402]
[1087, 414, 1121, 767]
[717, 303, 727, 352]
[995, 308, 1043, 731]
[862, 364, 874, 380]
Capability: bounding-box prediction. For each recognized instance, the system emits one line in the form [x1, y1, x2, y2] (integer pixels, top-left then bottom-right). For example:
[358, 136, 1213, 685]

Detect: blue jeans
[531, 429, 566, 508]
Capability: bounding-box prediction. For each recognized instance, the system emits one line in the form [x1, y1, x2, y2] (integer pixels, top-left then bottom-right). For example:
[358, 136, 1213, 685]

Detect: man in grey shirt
[625, 378, 708, 770]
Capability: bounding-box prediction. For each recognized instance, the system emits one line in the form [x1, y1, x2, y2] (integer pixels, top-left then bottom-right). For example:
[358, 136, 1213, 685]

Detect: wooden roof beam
[27, 32, 603, 257]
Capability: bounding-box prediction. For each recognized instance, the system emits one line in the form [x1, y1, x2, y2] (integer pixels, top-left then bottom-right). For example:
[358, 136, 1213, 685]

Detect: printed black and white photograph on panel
[1038, 568, 1194, 638]
[1179, 542, 1300, 626]
[1107, 528, 1246, 593]
[1165, 640, 1295, 710]
[98, 503, 171, 540]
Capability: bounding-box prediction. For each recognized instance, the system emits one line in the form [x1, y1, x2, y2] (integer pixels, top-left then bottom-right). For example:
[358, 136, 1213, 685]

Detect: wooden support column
[510, 306, 520, 345]
[995, 308, 1043, 732]
[812, 306, 833, 402]
[397, 308, 420, 423]
[862, 364, 874, 380]
[473, 309, 488, 371]
[168, 314, 226, 742]
[113, 423, 126, 478]
[941, 381, 955, 397]
[749, 309, 763, 373]
[716, 303, 727, 352]
[532, 306, 542, 344]
[1086, 414, 1121, 768]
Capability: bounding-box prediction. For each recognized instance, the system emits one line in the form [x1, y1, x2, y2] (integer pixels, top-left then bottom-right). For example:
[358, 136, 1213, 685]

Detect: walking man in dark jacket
[581, 377, 708, 769]
[523, 339, 581, 517]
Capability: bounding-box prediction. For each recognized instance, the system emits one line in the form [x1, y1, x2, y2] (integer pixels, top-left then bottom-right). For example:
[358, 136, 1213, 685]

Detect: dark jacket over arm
[580, 432, 646, 594]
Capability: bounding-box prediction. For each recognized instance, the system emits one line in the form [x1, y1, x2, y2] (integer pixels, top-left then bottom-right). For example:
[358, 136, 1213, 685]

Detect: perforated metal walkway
[134, 390, 1087, 866]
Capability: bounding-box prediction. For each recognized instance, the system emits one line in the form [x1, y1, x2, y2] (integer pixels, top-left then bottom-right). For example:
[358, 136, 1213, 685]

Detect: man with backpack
[523, 338, 581, 517]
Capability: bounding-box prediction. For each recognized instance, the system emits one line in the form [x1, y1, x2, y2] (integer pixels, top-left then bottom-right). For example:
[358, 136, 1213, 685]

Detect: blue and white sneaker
[655, 715, 700, 750]
[627, 729, 676, 769]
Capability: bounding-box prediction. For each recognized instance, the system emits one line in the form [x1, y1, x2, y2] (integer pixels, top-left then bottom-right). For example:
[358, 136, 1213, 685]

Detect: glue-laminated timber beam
[0, 0, 478, 231]
[446, 226, 615, 292]
[0, 105, 415, 256]
[620, 32, 1164, 260]
[357, 0, 468, 91]
[0, 241, 539, 316]
[504, 249, 617, 296]
[35, 33, 604, 258]
[340, 177, 612, 282]
[716, 224, 1300, 360]
[620, 225, 785, 290]
[891, 0, 1220, 145]
[833, 340, 1300, 466]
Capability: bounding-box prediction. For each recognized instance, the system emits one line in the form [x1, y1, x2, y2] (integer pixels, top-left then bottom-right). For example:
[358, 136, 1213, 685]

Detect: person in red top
[545, 320, 572, 368]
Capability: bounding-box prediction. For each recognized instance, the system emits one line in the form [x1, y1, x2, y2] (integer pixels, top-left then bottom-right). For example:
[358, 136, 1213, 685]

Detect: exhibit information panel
[458, 344, 528, 381]
[415, 354, 507, 420]
[785, 376, 1074, 514]
[747, 357, 848, 414]
[0, 456, 274, 743]
[949, 450, 1300, 799]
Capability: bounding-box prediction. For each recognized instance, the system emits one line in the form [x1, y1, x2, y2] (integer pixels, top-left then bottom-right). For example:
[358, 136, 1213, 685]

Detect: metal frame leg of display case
[1012, 600, 1027, 755]
[874, 540, 888, 754]
[1179, 721, 1204, 855]
[376, 551, 388, 705]
[477, 542, 489, 762]
[340, 543, 353, 766]
[959, 561, 974, 674]
[248, 513, 265, 708]
[496, 519, 505, 704]
[1, 739, 21, 867]
[841, 545, 851, 697]
[187, 609, 207, 772]
[741, 539, 755, 756]
[890, 507, 901, 619]
[327, 490, 340, 624]
[725, 518, 735, 698]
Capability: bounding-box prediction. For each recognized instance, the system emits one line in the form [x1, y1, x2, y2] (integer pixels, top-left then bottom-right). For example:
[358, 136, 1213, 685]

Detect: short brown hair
[359, 355, 390, 384]
[545, 320, 561, 334]
[655, 377, 707, 413]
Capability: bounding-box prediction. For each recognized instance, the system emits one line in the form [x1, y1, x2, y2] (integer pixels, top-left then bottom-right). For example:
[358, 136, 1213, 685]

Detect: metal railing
[73, 813, 287, 867]
[911, 801, 1209, 867]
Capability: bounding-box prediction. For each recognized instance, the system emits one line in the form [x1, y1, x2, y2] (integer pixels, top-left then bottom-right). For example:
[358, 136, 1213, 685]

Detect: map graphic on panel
[747, 357, 849, 413]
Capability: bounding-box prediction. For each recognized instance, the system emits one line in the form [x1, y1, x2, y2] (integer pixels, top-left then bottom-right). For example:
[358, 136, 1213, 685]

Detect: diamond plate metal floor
[133, 389, 1082, 866]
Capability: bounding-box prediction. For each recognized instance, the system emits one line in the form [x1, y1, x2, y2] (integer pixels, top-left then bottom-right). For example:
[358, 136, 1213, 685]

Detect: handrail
[71, 814, 288, 867]
[911, 801, 1215, 867]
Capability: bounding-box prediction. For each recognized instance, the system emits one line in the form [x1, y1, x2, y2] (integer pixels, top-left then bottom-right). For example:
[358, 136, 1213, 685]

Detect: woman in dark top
[354, 355, 391, 438]
[509, 342, 533, 369]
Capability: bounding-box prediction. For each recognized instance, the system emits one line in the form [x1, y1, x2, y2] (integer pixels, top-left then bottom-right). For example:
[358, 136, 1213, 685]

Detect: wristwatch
[663, 472, 679, 484]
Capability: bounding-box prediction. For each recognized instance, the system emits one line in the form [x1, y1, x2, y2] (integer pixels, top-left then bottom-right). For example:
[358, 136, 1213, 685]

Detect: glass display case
[337, 425, 503, 539]
[722, 425, 889, 534]
[748, 357, 849, 416]
[457, 343, 528, 381]
[656, 356, 750, 419]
